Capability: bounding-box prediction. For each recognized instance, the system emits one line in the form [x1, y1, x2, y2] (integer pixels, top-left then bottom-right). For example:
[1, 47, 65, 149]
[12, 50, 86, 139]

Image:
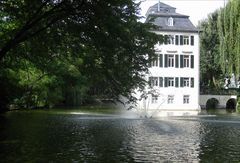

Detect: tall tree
[0, 0, 162, 111]
[218, 0, 240, 75]
[199, 10, 222, 88]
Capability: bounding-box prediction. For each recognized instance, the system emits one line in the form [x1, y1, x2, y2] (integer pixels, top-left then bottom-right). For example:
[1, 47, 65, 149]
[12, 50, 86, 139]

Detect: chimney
[158, 0, 160, 12]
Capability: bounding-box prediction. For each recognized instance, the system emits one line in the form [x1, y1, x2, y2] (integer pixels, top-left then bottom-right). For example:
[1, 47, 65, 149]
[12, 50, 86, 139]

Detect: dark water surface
[1, 110, 240, 162]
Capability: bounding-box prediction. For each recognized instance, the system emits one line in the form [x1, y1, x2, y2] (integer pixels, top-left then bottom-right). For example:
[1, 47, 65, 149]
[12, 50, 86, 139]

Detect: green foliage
[0, 0, 162, 111]
[199, 10, 222, 88]
[199, 0, 240, 90]
[218, 0, 240, 74]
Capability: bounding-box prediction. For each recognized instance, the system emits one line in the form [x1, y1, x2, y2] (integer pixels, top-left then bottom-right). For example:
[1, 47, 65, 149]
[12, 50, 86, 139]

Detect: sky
[139, 0, 226, 25]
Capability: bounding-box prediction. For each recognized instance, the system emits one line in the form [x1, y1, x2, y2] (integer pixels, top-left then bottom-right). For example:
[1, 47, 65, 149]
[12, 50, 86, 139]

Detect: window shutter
[159, 77, 163, 87]
[175, 35, 179, 45]
[154, 77, 158, 86]
[175, 55, 179, 68]
[180, 35, 183, 45]
[191, 36, 194, 46]
[191, 78, 194, 87]
[159, 54, 163, 67]
[180, 77, 184, 87]
[180, 55, 183, 68]
[156, 56, 159, 67]
[191, 55, 194, 68]
[175, 77, 179, 87]
[164, 35, 168, 45]
[149, 77, 152, 87]
[164, 54, 168, 67]
[148, 61, 152, 67]
[164, 77, 168, 87]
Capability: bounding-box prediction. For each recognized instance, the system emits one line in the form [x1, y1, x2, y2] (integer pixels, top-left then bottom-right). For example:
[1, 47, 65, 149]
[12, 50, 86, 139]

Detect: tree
[218, 0, 240, 75]
[0, 0, 162, 111]
[199, 0, 240, 91]
[199, 10, 222, 89]
[0, 0, 84, 60]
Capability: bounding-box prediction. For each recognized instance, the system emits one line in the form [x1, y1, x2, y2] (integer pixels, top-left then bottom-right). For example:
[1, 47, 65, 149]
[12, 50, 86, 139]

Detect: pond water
[1, 110, 240, 162]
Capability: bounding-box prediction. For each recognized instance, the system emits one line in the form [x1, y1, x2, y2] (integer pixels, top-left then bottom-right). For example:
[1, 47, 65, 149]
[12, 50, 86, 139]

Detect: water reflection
[128, 119, 201, 162]
[1, 111, 240, 162]
[197, 116, 240, 162]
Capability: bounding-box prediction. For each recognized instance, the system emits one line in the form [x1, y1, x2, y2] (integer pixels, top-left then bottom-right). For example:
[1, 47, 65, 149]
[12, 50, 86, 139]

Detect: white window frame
[183, 55, 190, 68]
[151, 56, 158, 67]
[168, 35, 174, 45]
[183, 36, 189, 45]
[152, 96, 158, 104]
[167, 17, 173, 26]
[168, 55, 174, 67]
[183, 95, 190, 104]
[168, 78, 174, 87]
[167, 95, 174, 104]
[183, 78, 190, 87]
[149, 77, 158, 87]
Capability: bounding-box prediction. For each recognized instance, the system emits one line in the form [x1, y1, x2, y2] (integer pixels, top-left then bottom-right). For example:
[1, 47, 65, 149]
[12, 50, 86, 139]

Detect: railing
[200, 88, 239, 96]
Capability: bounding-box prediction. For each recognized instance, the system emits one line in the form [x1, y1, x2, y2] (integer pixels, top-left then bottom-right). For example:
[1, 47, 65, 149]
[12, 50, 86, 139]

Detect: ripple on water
[2, 112, 240, 162]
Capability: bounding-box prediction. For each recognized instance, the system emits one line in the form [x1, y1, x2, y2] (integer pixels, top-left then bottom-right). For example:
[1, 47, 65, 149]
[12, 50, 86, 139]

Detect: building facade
[136, 2, 200, 116]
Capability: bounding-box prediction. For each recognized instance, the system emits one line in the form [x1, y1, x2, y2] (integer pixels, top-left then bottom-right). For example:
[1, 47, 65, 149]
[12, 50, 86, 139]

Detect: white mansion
[135, 2, 200, 116]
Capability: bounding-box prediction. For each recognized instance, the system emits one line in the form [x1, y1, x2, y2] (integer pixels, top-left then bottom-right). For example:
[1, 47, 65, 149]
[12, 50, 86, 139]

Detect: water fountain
[128, 88, 166, 118]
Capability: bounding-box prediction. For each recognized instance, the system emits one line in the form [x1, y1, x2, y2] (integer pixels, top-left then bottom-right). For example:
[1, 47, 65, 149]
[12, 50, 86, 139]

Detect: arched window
[167, 17, 173, 26]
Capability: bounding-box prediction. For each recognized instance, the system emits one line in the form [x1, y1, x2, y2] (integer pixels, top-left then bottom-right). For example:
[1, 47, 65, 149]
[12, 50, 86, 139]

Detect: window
[168, 95, 174, 104]
[149, 77, 158, 87]
[165, 9, 170, 13]
[168, 35, 174, 45]
[180, 55, 193, 68]
[180, 77, 194, 87]
[183, 36, 189, 45]
[165, 77, 175, 87]
[183, 55, 190, 67]
[168, 55, 174, 67]
[183, 78, 190, 87]
[183, 95, 190, 104]
[167, 17, 173, 26]
[168, 78, 174, 87]
[150, 57, 158, 67]
[152, 96, 158, 104]
[164, 35, 174, 45]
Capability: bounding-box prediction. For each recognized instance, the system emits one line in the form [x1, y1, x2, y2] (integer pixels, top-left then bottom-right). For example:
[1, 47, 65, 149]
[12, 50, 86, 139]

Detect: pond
[1, 109, 240, 162]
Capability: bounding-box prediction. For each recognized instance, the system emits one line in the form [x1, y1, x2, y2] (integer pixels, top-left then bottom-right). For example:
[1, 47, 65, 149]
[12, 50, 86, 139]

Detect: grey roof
[145, 2, 199, 33]
[146, 2, 176, 17]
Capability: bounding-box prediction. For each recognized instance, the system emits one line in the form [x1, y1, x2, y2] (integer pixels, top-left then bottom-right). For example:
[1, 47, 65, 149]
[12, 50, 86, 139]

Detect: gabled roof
[145, 2, 199, 33]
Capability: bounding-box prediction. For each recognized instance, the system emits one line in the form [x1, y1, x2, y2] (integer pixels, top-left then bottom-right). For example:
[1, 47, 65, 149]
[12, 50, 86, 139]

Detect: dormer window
[164, 9, 169, 13]
[167, 17, 174, 26]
